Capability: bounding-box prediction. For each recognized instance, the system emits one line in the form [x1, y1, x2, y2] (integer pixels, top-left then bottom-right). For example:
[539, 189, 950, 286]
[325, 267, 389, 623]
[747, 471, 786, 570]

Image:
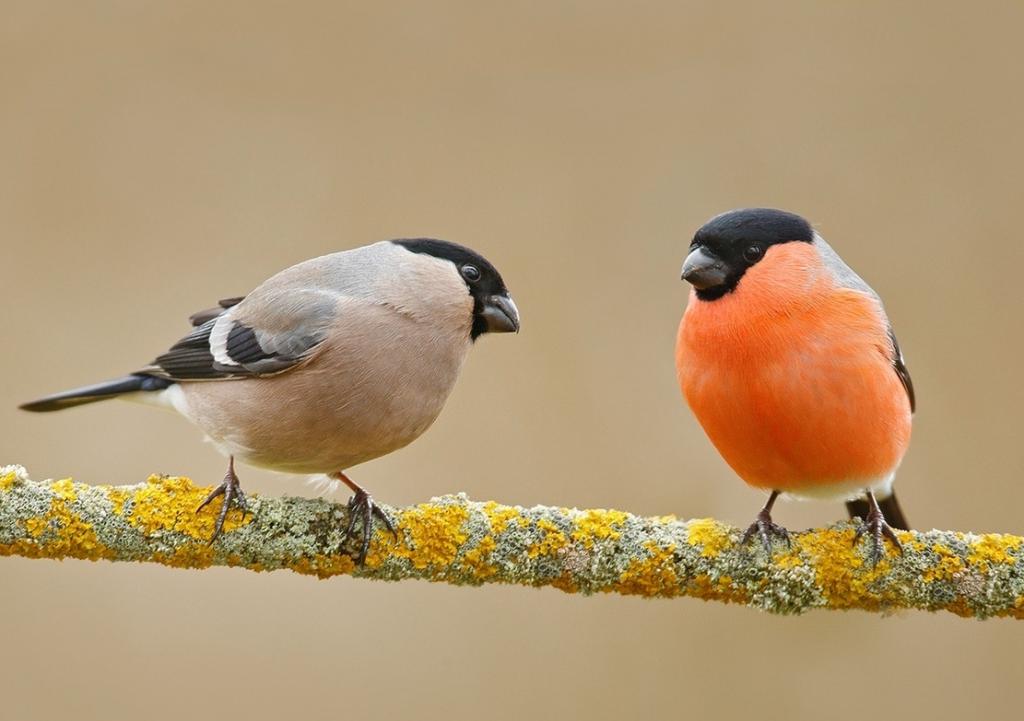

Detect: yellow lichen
[359, 518, 408, 569]
[0, 470, 20, 491]
[361, 532, 400, 569]
[289, 553, 357, 579]
[528, 518, 568, 558]
[54, 509, 111, 560]
[389, 501, 470, 570]
[571, 509, 628, 548]
[51, 478, 77, 502]
[24, 516, 49, 538]
[946, 597, 976, 618]
[686, 518, 733, 558]
[966, 534, 1022, 571]
[462, 535, 498, 579]
[155, 543, 217, 570]
[795, 528, 895, 610]
[0, 539, 50, 559]
[24, 485, 114, 562]
[107, 487, 130, 516]
[482, 502, 523, 535]
[126, 475, 250, 539]
[923, 543, 963, 583]
[549, 572, 578, 593]
[684, 573, 749, 605]
[617, 541, 678, 596]
[776, 550, 804, 569]
[905, 538, 926, 553]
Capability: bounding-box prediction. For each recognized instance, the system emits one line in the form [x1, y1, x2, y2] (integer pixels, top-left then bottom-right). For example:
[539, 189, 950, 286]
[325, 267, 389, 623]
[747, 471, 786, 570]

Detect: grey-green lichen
[2, 465, 1023, 619]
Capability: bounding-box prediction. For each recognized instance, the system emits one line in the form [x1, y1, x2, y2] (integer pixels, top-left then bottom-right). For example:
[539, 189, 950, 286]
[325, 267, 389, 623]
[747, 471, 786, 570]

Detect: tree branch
[1, 465, 1021, 619]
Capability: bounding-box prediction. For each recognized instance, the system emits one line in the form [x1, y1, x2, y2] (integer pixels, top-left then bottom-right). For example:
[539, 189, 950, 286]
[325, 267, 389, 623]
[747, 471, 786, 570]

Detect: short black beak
[480, 294, 520, 333]
[681, 247, 728, 290]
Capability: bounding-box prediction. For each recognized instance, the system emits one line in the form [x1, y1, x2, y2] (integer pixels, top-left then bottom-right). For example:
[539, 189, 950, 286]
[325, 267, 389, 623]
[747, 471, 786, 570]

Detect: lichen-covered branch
[1, 465, 1022, 619]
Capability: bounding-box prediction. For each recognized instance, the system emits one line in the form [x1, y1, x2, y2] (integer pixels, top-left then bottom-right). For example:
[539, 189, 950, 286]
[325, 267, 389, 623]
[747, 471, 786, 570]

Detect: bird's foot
[852, 502, 903, 567]
[342, 488, 397, 566]
[740, 508, 791, 554]
[196, 459, 249, 543]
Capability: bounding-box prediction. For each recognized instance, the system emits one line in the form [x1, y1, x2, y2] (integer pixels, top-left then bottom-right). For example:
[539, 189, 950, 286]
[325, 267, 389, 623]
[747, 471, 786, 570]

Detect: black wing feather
[213, 322, 306, 374]
[151, 320, 225, 379]
[224, 324, 270, 364]
[148, 318, 325, 381]
[146, 292, 331, 381]
[188, 296, 246, 327]
[888, 330, 915, 413]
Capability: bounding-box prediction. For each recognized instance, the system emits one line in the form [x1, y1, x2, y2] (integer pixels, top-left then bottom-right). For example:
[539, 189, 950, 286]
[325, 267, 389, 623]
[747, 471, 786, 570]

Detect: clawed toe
[740, 511, 791, 554]
[739, 491, 790, 554]
[342, 489, 397, 565]
[196, 457, 249, 543]
[851, 490, 904, 566]
[853, 510, 903, 567]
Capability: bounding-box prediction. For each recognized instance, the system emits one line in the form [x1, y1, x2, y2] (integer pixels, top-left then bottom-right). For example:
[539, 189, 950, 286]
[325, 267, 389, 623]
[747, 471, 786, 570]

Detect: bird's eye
[743, 245, 764, 263]
[461, 264, 481, 282]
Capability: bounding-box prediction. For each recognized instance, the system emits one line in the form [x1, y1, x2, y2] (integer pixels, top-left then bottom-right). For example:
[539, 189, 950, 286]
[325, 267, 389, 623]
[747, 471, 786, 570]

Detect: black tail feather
[846, 492, 909, 531]
[19, 374, 173, 412]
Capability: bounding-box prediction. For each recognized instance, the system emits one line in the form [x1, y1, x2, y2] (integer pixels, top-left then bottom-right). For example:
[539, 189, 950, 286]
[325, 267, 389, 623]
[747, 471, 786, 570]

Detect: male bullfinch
[675, 209, 913, 563]
[21, 239, 520, 563]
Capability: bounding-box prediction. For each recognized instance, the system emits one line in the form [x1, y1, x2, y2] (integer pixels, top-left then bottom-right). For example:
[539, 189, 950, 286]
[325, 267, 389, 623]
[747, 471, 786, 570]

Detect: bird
[675, 208, 913, 564]
[20, 238, 520, 563]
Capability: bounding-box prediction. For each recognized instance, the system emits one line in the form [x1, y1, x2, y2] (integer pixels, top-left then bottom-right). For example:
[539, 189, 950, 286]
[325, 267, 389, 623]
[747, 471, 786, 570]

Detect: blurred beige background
[3, 1, 1023, 719]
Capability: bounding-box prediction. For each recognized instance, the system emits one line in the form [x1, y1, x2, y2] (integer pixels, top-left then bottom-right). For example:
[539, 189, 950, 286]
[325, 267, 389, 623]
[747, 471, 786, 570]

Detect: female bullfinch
[675, 208, 913, 564]
[21, 239, 520, 564]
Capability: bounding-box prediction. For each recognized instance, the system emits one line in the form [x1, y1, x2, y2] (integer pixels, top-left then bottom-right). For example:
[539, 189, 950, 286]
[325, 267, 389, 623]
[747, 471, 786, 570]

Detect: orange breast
[675, 243, 912, 495]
